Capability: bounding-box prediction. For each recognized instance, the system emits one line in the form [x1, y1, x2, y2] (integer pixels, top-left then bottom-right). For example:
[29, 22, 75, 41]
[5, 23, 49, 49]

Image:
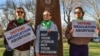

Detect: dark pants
[3, 49, 13, 56]
[69, 43, 88, 56]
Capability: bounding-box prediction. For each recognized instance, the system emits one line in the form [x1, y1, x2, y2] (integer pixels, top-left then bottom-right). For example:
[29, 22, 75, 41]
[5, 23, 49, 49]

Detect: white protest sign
[4, 24, 36, 49]
[72, 20, 97, 37]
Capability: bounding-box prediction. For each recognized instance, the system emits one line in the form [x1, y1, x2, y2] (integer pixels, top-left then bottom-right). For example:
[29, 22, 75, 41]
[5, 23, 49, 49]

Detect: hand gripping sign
[4, 24, 36, 49]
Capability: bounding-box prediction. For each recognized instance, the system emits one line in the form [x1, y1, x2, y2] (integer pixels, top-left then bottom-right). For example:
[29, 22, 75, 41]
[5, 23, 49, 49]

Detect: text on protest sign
[4, 24, 36, 49]
[39, 31, 58, 55]
[72, 20, 97, 37]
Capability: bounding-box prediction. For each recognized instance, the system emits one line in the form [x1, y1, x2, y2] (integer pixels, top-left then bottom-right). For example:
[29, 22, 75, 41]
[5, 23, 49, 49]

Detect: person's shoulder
[50, 21, 56, 25]
[8, 20, 16, 24]
[36, 24, 41, 29]
[24, 19, 29, 23]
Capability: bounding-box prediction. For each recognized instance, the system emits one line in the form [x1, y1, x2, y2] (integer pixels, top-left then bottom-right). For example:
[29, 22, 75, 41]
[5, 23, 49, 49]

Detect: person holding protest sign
[4, 7, 35, 56]
[34, 10, 59, 56]
[65, 7, 94, 56]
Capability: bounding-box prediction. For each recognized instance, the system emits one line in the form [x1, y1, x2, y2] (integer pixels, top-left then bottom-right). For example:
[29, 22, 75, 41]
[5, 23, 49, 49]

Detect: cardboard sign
[39, 31, 58, 56]
[72, 20, 97, 37]
[4, 24, 36, 49]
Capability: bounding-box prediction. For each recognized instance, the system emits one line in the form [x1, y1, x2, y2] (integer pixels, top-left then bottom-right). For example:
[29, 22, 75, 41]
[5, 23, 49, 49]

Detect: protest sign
[72, 20, 97, 37]
[4, 24, 36, 49]
[39, 31, 58, 56]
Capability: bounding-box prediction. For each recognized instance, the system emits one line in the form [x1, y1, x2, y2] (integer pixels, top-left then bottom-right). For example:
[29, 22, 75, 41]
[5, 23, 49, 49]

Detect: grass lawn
[0, 38, 5, 56]
[63, 41, 100, 56]
[0, 38, 100, 56]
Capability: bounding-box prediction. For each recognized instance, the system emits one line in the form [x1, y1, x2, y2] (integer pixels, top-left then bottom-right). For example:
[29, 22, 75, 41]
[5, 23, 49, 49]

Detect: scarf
[41, 20, 51, 29]
[76, 17, 83, 20]
[16, 18, 25, 24]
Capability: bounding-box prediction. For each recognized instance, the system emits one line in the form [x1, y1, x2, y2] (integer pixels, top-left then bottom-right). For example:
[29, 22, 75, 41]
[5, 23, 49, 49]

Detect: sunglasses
[74, 12, 81, 14]
[43, 14, 51, 16]
[17, 11, 24, 13]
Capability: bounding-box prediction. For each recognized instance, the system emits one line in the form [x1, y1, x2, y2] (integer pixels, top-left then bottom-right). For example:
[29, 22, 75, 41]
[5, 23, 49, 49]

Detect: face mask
[16, 18, 24, 24]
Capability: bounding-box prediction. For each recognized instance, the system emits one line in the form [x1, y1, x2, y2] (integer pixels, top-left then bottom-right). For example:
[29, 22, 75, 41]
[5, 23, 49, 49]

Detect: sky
[0, 0, 5, 4]
[0, 0, 66, 26]
[0, 0, 97, 28]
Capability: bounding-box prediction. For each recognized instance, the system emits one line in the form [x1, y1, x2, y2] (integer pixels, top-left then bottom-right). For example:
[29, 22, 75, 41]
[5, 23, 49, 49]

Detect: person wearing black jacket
[3, 7, 35, 56]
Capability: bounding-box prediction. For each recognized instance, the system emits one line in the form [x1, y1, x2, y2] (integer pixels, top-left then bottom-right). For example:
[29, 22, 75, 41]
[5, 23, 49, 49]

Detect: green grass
[63, 42, 100, 56]
[63, 42, 69, 56]
[0, 48, 5, 56]
[88, 42, 100, 56]
[0, 38, 5, 56]
[0, 38, 100, 56]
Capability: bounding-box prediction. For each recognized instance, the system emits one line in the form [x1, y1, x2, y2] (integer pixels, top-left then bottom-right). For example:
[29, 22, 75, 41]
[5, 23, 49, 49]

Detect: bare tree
[80, 0, 100, 32]
[23, 0, 36, 20]
[0, 0, 36, 29]
[0, 0, 17, 28]
[21, 0, 36, 27]
[82, 0, 100, 20]
[61, 0, 81, 24]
